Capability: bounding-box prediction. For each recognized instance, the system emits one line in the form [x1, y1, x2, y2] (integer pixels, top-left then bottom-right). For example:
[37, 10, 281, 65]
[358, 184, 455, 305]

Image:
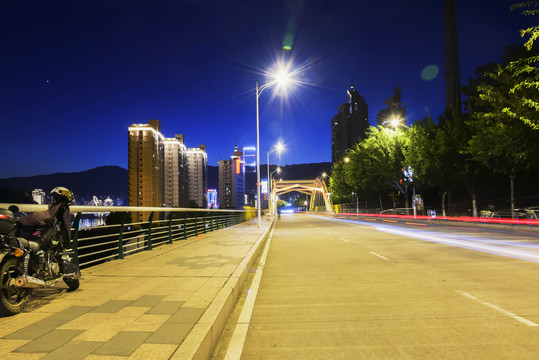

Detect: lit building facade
[207, 189, 218, 209]
[32, 189, 46, 204]
[128, 119, 165, 222]
[331, 83, 369, 163]
[163, 134, 188, 207]
[218, 145, 245, 209]
[186, 145, 208, 208]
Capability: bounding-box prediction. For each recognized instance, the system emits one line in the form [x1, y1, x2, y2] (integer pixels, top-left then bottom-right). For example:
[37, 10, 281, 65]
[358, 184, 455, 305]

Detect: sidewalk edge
[171, 221, 274, 360]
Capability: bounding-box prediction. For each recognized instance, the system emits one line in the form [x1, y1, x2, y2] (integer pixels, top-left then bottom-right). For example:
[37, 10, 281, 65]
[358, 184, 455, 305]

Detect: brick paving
[0, 219, 270, 360]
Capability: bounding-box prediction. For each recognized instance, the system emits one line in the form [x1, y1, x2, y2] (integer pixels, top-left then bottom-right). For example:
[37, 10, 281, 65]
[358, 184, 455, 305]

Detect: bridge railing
[1, 204, 255, 269]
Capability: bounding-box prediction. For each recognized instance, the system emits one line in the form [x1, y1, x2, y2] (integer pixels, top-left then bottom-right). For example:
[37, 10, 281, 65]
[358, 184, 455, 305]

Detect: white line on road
[340, 237, 350, 242]
[456, 290, 539, 327]
[369, 251, 389, 260]
[224, 226, 275, 359]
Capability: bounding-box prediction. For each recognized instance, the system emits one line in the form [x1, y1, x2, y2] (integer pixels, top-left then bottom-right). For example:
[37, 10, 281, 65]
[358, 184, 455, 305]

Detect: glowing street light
[390, 115, 403, 128]
[255, 64, 296, 228]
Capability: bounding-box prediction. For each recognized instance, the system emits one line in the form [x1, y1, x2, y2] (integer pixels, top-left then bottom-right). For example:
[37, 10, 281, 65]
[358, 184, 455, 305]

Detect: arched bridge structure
[272, 177, 333, 213]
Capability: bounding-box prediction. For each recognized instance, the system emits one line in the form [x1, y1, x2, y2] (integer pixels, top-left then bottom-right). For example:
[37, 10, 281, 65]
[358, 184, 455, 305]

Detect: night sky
[0, 0, 532, 178]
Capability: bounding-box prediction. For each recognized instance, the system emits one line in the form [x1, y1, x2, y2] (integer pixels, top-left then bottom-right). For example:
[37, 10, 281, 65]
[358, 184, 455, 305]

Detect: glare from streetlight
[344, 157, 350, 163]
[390, 115, 402, 128]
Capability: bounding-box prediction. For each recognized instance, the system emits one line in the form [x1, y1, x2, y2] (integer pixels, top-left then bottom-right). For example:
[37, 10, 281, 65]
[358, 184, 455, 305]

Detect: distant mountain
[0, 162, 333, 203]
[0, 166, 128, 203]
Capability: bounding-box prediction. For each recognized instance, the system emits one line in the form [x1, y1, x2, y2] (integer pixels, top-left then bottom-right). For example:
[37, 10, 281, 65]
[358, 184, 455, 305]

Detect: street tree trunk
[441, 190, 447, 218]
[467, 184, 478, 217]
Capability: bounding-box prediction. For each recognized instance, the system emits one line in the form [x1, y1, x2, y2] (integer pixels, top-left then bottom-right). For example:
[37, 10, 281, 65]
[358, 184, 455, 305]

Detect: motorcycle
[0, 192, 81, 316]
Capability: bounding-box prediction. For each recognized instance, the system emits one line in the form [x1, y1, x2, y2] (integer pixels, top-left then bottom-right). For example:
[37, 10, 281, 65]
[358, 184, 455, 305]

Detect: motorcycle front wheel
[0, 258, 30, 316]
[62, 262, 80, 291]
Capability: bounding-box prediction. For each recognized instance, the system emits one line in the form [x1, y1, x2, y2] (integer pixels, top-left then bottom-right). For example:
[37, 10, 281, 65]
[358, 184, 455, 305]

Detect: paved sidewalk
[0, 219, 271, 360]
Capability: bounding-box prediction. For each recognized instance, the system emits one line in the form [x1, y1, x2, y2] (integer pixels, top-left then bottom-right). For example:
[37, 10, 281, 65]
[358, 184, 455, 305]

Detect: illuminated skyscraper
[128, 119, 165, 222]
[331, 83, 369, 163]
[186, 145, 208, 208]
[163, 134, 188, 207]
[218, 144, 245, 209]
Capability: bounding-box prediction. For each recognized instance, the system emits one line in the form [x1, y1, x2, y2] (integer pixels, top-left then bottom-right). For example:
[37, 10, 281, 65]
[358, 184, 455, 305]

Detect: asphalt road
[221, 213, 539, 359]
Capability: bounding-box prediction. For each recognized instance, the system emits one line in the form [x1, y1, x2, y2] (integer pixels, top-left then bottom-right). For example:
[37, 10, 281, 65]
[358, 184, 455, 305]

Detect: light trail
[312, 215, 539, 263]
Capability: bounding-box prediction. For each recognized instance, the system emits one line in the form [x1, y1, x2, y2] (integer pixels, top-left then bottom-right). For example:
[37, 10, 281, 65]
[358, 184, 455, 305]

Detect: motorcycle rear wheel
[0, 258, 30, 316]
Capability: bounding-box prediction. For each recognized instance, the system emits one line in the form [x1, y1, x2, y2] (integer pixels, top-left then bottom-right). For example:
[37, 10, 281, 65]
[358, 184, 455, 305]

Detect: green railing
[0, 204, 254, 269]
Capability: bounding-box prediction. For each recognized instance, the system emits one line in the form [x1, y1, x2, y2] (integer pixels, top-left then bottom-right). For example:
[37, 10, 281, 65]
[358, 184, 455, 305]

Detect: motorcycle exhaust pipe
[15, 275, 47, 288]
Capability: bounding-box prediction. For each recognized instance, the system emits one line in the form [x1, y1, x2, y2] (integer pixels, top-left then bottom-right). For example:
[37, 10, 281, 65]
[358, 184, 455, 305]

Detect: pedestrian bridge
[272, 177, 333, 212]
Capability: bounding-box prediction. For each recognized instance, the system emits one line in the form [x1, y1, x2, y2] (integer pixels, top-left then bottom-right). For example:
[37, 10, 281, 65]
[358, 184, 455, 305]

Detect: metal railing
[1, 204, 255, 269]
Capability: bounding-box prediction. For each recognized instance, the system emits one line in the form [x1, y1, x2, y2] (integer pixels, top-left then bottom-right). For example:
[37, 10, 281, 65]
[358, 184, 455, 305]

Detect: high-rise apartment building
[186, 145, 208, 208]
[218, 145, 245, 209]
[163, 134, 188, 207]
[32, 189, 46, 204]
[331, 83, 369, 163]
[128, 119, 165, 222]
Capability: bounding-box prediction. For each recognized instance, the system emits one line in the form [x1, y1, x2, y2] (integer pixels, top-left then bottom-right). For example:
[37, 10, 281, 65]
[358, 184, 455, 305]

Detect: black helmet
[51, 187, 74, 204]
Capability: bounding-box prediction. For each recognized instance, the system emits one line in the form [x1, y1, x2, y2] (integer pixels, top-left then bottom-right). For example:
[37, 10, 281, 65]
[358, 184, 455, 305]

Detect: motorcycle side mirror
[8, 205, 19, 214]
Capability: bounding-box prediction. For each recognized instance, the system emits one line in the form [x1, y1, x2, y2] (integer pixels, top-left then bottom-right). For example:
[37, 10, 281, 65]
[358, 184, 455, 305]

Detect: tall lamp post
[255, 68, 293, 228]
[267, 143, 284, 218]
[269, 167, 281, 217]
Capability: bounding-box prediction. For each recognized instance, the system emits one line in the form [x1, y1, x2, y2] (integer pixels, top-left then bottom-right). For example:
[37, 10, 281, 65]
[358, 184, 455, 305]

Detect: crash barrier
[0, 204, 255, 269]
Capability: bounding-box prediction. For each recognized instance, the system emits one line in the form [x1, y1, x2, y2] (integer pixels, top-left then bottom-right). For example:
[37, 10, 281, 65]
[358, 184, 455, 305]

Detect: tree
[506, 1, 539, 129]
[355, 127, 409, 211]
[405, 116, 454, 217]
[328, 159, 353, 205]
[466, 44, 539, 217]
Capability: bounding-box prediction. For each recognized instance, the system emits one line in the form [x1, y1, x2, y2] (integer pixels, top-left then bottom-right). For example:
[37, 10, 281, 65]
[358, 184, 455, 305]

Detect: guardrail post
[146, 212, 154, 250]
[183, 213, 187, 239]
[203, 213, 207, 234]
[71, 212, 81, 267]
[194, 214, 198, 236]
[117, 212, 127, 259]
[167, 214, 173, 244]
[210, 212, 214, 232]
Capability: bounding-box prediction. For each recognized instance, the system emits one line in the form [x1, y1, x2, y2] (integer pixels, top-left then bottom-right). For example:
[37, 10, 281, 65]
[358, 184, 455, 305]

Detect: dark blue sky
[0, 0, 531, 178]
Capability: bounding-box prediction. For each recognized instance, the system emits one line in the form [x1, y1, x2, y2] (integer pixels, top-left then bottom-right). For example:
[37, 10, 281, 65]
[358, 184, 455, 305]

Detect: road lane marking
[225, 226, 275, 359]
[311, 214, 539, 263]
[456, 290, 539, 327]
[370, 251, 389, 260]
[340, 237, 350, 242]
[383, 219, 397, 223]
[405, 222, 428, 226]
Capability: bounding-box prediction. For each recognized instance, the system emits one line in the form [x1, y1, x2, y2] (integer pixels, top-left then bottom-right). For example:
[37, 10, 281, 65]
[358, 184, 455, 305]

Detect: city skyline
[1, 1, 532, 178]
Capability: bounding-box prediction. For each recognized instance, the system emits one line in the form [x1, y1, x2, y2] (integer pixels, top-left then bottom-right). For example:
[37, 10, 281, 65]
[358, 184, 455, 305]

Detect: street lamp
[267, 143, 284, 218]
[390, 115, 404, 128]
[256, 67, 294, 228]
[269, 167, 281, 217]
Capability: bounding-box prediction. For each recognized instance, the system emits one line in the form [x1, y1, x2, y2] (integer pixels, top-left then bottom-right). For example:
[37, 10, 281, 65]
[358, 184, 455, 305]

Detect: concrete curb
[171, 220, 274, 360]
